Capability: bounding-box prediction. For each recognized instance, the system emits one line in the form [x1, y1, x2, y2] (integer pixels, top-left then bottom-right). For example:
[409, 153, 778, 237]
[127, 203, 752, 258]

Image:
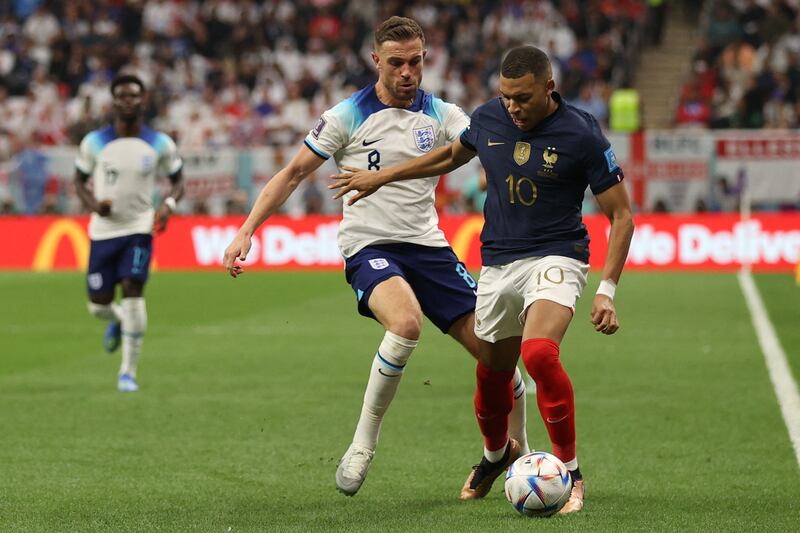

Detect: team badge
[513, 142, 531, 165]
[413, 126, 435, 152]
[369, 258, 389, 270]
[88, 273, 103, 291]
[543, 147, 558, 169]
[141, 155, 155, 176]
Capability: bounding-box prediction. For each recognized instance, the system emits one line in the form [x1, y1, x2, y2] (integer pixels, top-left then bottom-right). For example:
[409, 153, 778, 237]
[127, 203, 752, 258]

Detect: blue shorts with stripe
[86, 233, 152, 295]
[344, 243, 477, 333]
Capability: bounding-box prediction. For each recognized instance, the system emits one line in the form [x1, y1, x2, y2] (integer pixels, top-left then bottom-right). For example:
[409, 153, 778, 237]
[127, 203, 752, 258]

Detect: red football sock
[521, 338, 576, 463]
[474, 361, 514, 452]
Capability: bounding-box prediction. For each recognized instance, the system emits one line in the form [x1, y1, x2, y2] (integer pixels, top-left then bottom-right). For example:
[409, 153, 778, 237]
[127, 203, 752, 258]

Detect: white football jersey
[75, 125, 182, 240]
[304, 85, 469, 258]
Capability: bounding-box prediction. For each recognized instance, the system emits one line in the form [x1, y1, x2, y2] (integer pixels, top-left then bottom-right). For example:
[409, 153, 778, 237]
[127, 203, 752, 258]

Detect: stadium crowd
[676, 0, 800, 128]
[0, 0, 647, 214]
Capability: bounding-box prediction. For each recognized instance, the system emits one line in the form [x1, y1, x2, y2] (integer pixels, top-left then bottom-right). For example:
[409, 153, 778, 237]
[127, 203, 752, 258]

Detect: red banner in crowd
[2, 214, 799, 272]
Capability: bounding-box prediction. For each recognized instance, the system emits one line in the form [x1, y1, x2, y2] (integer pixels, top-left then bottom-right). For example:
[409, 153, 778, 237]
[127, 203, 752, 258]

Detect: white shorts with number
[474, 256, 589, 342]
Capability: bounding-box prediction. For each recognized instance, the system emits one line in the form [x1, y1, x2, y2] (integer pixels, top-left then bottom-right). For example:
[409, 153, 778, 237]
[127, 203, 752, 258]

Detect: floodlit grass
[1, 271, 798, 532]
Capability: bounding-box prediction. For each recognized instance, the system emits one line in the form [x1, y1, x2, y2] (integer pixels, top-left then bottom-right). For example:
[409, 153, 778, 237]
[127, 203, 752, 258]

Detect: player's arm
[329, 138, 477, 205]
[74, 170, 111, 217]
[154, 169, 184, 232]
[223, 145, 326, 277]
[591, 182, 634, 335]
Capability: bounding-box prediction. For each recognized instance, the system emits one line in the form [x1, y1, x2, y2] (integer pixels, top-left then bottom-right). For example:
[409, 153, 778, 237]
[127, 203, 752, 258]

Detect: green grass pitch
[1, 271, 798, 532]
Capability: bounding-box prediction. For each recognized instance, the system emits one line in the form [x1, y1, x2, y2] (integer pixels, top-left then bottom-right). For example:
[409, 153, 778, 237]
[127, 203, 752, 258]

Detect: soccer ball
[504, 451, 572, 517]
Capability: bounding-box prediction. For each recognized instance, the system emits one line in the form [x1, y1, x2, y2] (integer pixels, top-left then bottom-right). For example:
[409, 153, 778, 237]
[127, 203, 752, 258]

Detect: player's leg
[115, 235, 152, 392]
[460, 336, 524, 500]
[459, 264, 525, 500]
[519, 257, 588, 513]
[86, 238, 124, 352]
[407, 247, 530, 454]
[448, 314, 529, 454]
[337, 248, 421, 496]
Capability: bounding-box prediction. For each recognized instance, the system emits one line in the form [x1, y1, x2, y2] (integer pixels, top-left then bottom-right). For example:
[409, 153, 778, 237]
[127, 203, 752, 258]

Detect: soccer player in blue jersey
[223, 17, 530, 497]
[331, 45, 635, 512]
[75, 74, 184, 392]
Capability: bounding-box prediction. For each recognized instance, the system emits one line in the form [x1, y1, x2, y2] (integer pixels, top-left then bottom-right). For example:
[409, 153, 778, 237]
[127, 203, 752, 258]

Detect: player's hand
[329, 166, 388, 205]
[96, 199, 112, 217]
[222, 232, 251, 278]
[153, 204, 170, 233]
[590, 294, 619, 335]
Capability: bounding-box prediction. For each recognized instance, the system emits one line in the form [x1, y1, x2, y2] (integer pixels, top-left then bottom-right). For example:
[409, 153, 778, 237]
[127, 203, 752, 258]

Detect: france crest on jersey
[303, 85, 470, 258]
[460, 92, 624, 266]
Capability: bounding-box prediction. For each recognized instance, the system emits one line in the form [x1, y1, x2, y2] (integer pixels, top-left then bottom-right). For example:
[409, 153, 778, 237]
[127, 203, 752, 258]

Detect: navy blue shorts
[344, 243, 477, 333]
[87, 233, 153, 295]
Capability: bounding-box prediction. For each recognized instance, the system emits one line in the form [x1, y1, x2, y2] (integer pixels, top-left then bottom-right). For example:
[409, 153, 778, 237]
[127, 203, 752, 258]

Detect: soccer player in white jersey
[74, 74, 183, 393]
[223, 16, 529, 496]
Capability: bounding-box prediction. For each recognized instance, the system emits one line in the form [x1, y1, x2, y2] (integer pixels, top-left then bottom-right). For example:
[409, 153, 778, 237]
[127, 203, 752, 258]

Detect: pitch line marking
[738, 269, 800, 469]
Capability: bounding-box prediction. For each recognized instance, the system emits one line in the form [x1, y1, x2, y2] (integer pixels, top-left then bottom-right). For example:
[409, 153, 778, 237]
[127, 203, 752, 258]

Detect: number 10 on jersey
[505, 174, 538, 206]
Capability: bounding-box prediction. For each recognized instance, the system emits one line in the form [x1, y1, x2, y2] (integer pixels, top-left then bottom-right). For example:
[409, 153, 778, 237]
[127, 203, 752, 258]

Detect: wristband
[164, 197, 177, 211]
[596, 279, 617, 300]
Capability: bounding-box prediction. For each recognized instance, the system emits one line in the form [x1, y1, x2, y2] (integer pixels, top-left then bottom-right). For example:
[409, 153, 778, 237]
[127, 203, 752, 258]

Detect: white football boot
[335, 444, 375, 496]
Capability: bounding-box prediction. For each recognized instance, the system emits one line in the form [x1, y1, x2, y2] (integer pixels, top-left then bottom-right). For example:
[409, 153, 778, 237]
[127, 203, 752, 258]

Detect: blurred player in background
[222, 16, 529, 496]
[74, 74, 183, 392]
[331, 45, 635, 511]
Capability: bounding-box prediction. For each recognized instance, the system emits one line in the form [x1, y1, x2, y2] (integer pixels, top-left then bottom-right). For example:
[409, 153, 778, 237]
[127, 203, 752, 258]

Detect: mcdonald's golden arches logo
[32, 219, 90, 272]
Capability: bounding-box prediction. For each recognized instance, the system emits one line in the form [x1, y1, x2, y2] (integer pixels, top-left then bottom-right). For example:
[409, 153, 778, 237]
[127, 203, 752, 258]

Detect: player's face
[373, 38, 426, 103]
[499, 73, 555, 131]
[112, 82, 144, 121]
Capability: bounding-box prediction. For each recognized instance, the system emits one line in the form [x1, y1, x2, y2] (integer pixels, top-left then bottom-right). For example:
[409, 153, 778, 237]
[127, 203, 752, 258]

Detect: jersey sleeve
[74, 134, 97, 176]
[303, 102, 352, 160]
[158, 134, 183, 177]
[459, 122, 479, 152]
[441, 102, 470, 143]
[582, 117, 624, 195]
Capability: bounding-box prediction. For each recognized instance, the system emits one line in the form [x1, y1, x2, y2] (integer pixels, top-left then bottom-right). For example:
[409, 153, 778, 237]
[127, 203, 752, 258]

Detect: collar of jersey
[363, 84, 426, 113]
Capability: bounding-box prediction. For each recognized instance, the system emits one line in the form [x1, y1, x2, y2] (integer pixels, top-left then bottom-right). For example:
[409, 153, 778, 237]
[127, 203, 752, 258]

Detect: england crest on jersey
[413, 126, 435, 152]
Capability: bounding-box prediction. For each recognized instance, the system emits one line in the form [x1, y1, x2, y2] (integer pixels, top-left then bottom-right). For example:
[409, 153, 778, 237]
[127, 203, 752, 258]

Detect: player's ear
[371, 50, 380, 70]
[545, 78, 555, 97]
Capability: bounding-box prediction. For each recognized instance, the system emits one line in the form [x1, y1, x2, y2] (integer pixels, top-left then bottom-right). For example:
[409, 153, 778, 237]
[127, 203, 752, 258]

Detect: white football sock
[119, 297, 146, 378]
[484, 442, 509, 463]
[508, 366, 530, 454]
[87, 302, 123, 322]
[351, 331, 418, 450]
[564, 457, 579, 471]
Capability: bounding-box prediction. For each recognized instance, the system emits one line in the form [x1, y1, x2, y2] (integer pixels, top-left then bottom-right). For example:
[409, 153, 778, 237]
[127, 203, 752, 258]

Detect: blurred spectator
[0, 0, 648, 215]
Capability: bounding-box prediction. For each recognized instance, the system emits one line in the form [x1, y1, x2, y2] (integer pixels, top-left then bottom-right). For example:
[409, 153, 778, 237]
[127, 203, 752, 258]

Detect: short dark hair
[501, 46, 552, 81]
[374, 16, 425, 48]
[110, 74, 146, 96]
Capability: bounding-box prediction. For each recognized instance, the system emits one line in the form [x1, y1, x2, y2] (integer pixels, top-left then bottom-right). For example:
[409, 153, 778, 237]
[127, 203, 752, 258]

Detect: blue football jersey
[460, 92, 624, 266]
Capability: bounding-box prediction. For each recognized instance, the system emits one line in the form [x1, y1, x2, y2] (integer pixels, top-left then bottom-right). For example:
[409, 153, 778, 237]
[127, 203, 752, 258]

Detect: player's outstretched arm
[223, 145, 326, 277]
[329, 138, 477, 205]
[591, 182, 634, 335]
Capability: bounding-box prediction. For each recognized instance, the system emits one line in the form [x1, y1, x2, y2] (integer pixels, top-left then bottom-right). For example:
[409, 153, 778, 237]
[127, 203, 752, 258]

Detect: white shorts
[474, 256, 589, 342]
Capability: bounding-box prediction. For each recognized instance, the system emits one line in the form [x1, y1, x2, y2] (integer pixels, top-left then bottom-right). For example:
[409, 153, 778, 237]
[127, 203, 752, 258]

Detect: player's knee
[521, 338, 561, 380]
[378, 330, 418, 368]
[386, 313, 423, 341]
